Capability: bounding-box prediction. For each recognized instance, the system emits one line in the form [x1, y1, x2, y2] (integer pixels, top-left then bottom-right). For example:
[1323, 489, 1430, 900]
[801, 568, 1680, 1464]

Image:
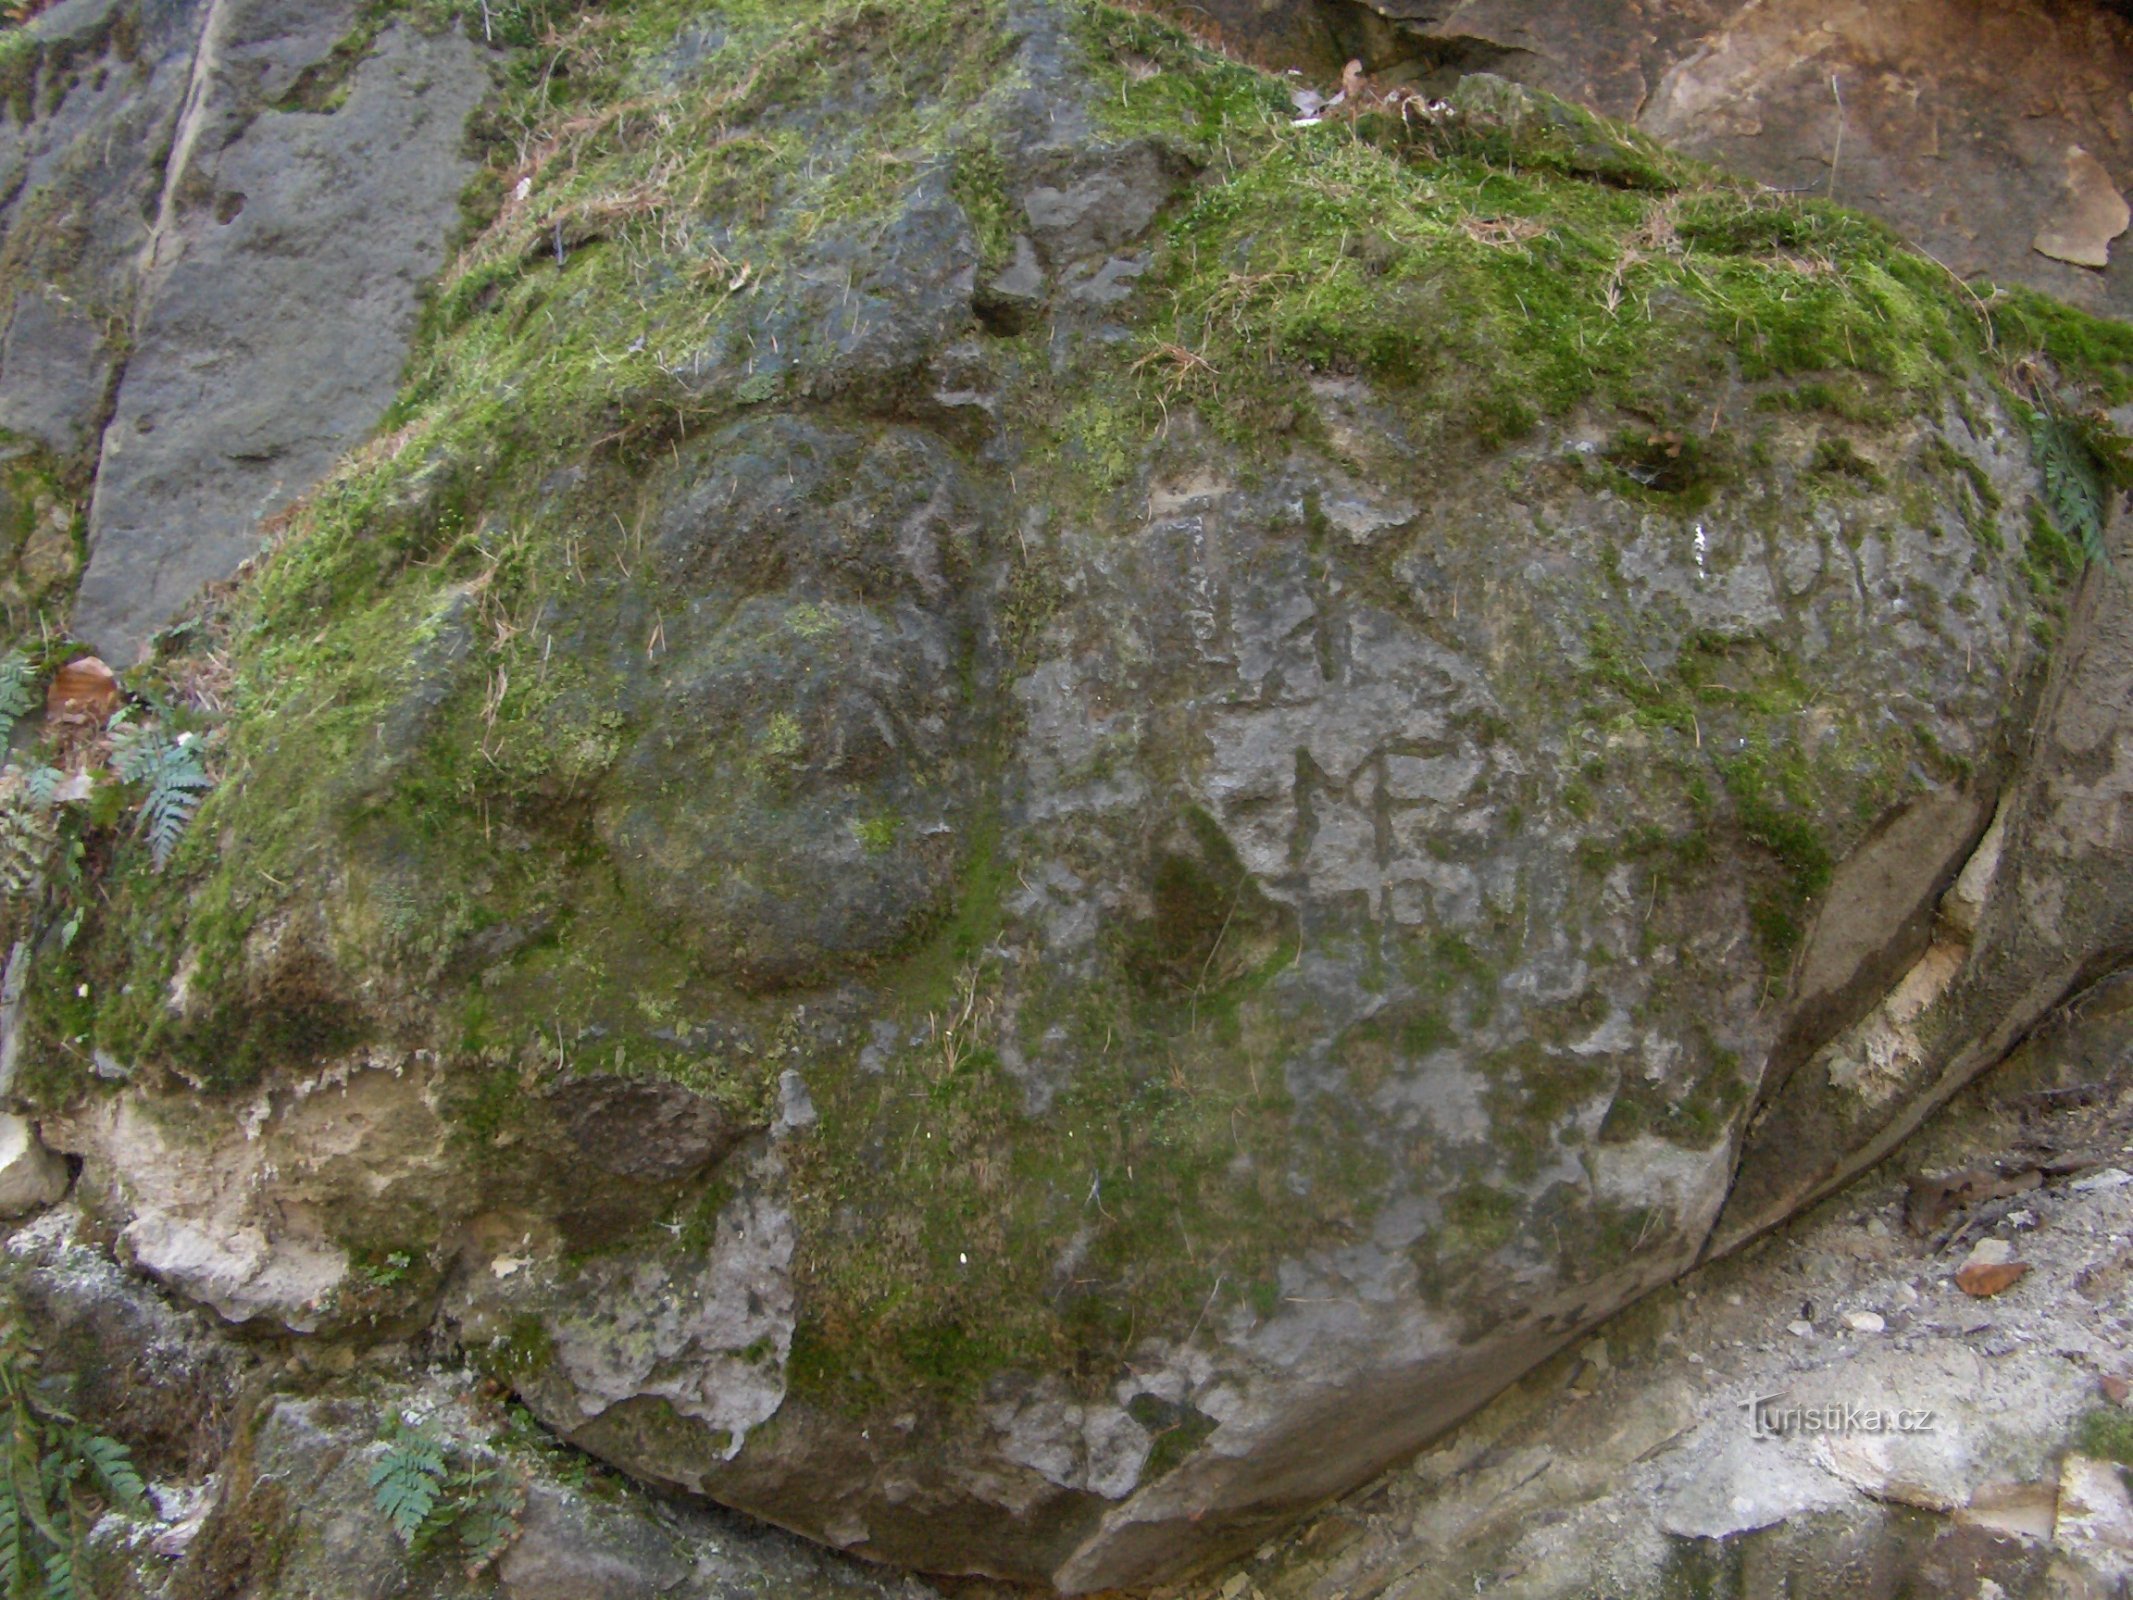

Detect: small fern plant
[369, 1417, 522, 1577]
[106, 718, 212, 871]
[0, 1323, 147, 1600]
[370, 1421, 447, 1545]
[2029, 405, 2116, 569]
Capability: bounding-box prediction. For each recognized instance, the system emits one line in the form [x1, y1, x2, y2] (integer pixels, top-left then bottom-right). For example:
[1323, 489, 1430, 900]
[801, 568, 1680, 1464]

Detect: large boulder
[9, 0, 2133, 1591]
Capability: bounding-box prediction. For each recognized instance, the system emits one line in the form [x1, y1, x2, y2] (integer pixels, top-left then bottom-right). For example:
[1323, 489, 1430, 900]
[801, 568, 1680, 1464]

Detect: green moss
[949, 141, 1015, 272]
[1478, 1041, 1609, 1180]
[1337, 1003, 1458, 1095]
[1440, 1181, 1518, 1258]
[785, 823, 1352, 1410]
[1126, 808, 1294, 995]
[1599, 1039, 1743, 1148]
[2077, 1407, 2133, 1468]
[1717, 741, 1833, 960]
[0, 26, 39, 122]
[1989, 284, 2133, 404]
[1073, 1, 1289, 153]
[1808, 434, 1885, 488]
[852, 812, 902, 855]
[1596, 426, 1732, 509]
[2022, 498, 2084, 597]
[1752, 377, 1894, 426]
[879, 809, 1010, 1012]
[270, 8, 391, 113]
[1128, 1394, 1218, 1479]
[0, 441, 87, 646]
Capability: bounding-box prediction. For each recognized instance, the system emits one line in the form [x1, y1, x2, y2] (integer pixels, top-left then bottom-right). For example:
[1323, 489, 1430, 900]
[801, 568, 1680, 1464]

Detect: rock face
[0, 1111, 67, 1216]
[1164, 0, 2133, 319]
[0, 0, 491, 662]
[1221, 974, 2133, 1600]
[1, 1207, 943, 1600]
[5, 0, 2133, 1594]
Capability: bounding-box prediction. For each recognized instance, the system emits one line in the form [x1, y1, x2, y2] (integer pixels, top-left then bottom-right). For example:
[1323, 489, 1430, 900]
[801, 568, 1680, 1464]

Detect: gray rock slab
[74, 16, 489, 661]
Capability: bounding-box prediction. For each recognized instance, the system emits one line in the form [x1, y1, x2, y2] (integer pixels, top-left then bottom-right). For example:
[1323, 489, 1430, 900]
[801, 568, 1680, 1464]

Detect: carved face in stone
[595, 415, 995, 988]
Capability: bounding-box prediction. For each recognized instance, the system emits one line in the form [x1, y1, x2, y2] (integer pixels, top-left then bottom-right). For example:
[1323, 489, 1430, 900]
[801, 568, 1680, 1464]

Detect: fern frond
[108, 728, 213, 871]
[76, 1437, 142, 1513]
[0, 655, 33, 750]
[0, 797, 51, 906]
[141, 775, 210, 872]
[37, 1539, 71, 1600]
[453, 1472, 523, 1575]
[103, 726, 155, 788]
[369, 1434, 446, 1545]
[8, 1433, 59, 1555]
[0, 1478, 25, 1597]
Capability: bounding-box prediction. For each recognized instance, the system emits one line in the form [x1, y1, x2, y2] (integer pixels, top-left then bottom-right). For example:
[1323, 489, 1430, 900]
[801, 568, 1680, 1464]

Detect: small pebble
[1844, 1311, 1886, 1334]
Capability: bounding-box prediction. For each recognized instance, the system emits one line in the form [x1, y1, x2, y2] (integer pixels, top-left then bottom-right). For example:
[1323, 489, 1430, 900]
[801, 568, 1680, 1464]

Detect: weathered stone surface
[2, 0, 491, 657]
[73, 6, 491, 662]
[3, 1205, 255, 1480]
[0, 1112, 68, 1216]
[170, 1385, 951, 1600]
[49, 1060, 746, 1332]
[0, 0, 207, 463]
[1216, 1000, 2133, 1599]
[3, 1206, 942, 1600]
[595, 415, 996, 989]
[1713, 492, 2133, 1249]
[0, 287, 109, 456]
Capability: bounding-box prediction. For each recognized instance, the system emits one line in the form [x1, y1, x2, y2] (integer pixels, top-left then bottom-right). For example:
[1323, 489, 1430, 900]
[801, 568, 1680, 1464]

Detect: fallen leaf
[1956, 1260, 2030, 1297]
[46, 655, 120, 723]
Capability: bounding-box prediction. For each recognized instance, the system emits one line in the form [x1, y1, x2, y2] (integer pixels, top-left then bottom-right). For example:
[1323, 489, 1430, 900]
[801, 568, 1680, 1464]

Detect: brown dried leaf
[46, 656, 121, 725]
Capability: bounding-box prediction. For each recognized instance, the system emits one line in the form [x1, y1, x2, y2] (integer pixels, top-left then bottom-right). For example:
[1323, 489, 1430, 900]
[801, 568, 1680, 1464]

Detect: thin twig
[1828, 74, 1845, 204]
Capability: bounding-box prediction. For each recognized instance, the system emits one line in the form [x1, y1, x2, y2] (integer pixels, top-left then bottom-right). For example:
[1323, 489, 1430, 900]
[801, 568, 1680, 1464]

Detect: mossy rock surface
[17, 0, 2133, 1589]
